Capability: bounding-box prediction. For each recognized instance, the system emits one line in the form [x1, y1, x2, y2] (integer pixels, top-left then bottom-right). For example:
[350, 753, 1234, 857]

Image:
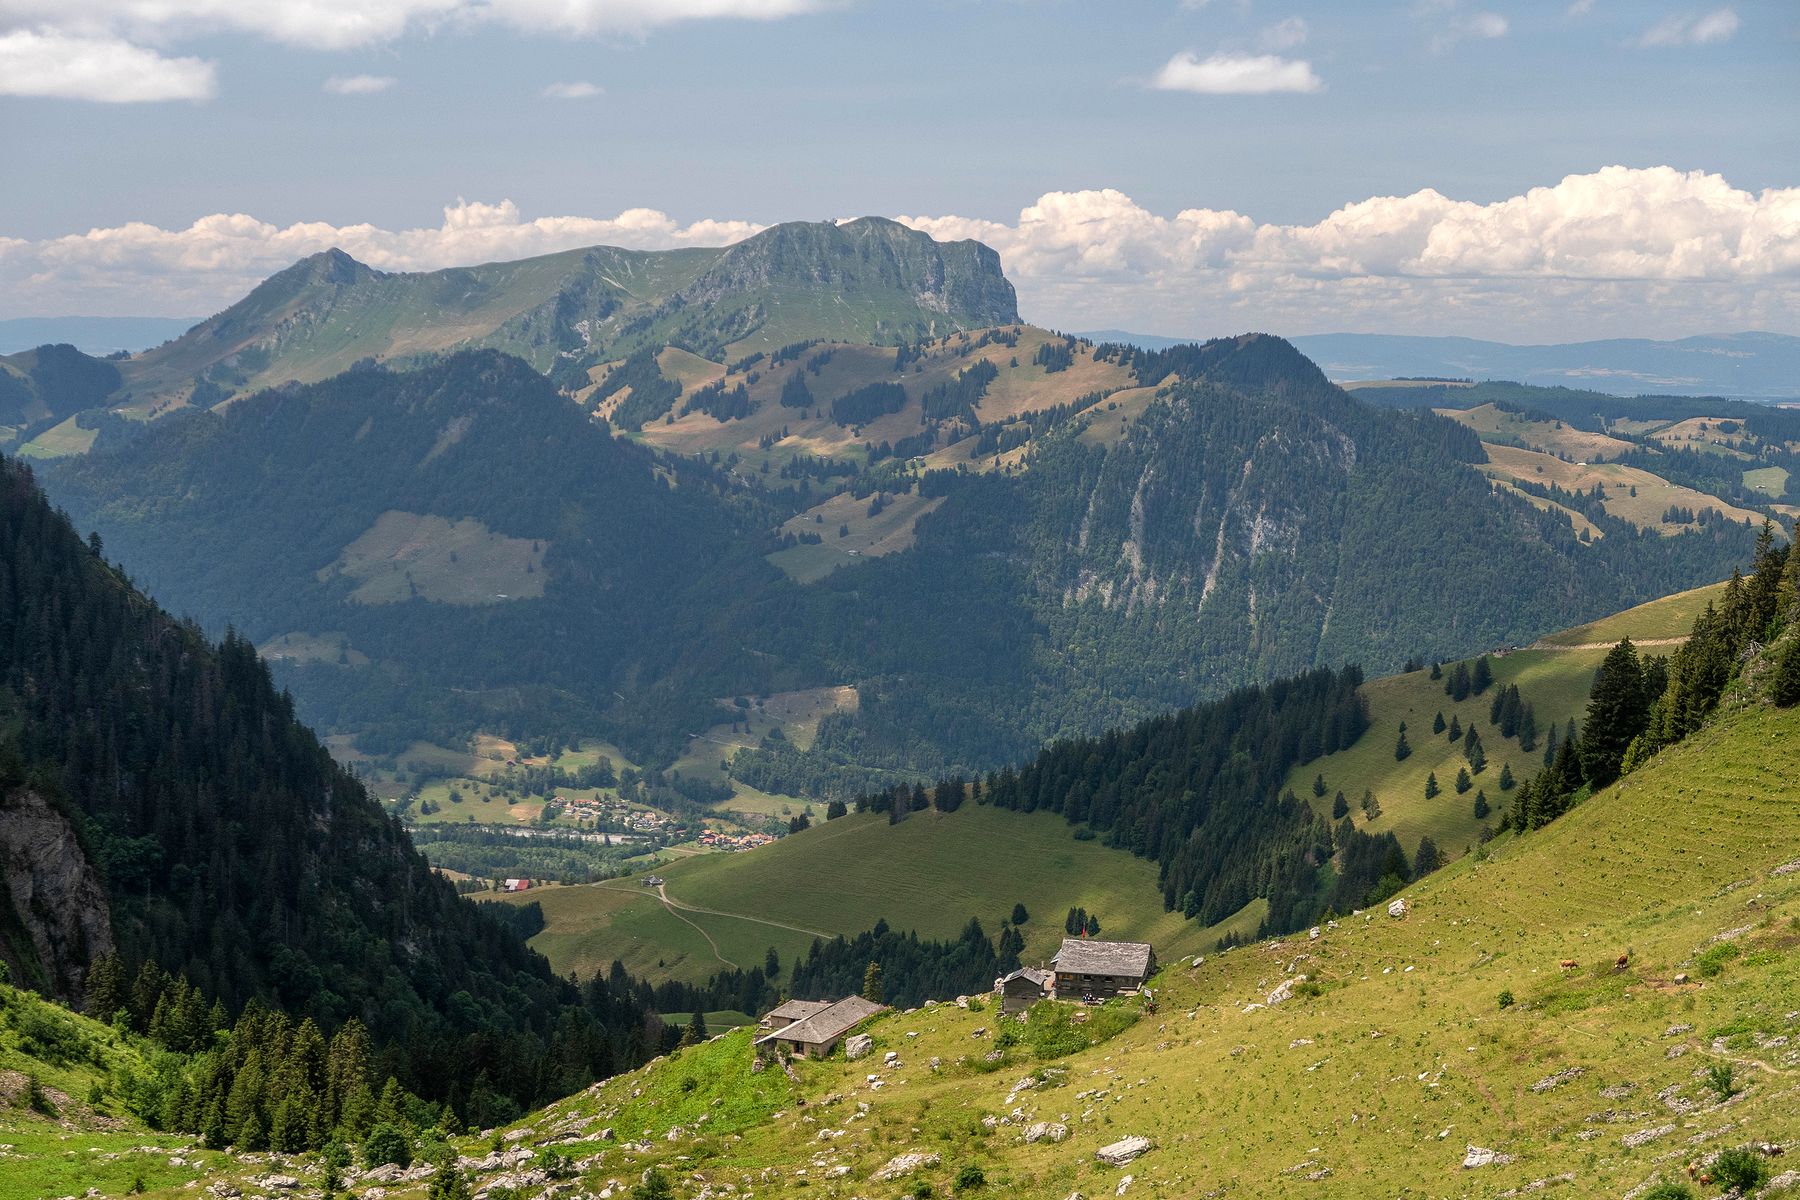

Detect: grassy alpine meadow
[487, 879, 822, 985]
[659, 805, 1217, 968]
[64, 695, 1798, 1200]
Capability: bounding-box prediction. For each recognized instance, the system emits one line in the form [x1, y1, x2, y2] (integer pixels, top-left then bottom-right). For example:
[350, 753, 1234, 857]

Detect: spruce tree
[1579, 638, 1648, 789]
[1472, 655, 1494, 695]
[1773, 637, 1800, 708]
[1394, 728, 1412, 761]
[1423, 772, 1440, 800]
[1432, 711, 1446, 735]
[1473, 789, 1490, 819]
[1331, 791, 1349, 819]
[1413, 837, 1442, 877]
[1447, 714, 1462, 741]
[1454, 766, 1472, 794]
[1312, 773, 1327, 798]
[1497, 762, 1515, 791]
[861, 961, 884, 1004]
[1467, 732, 1486, 774]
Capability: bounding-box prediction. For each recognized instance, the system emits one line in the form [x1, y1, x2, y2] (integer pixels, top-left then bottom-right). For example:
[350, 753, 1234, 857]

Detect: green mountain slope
[111, 218, 1017, 409]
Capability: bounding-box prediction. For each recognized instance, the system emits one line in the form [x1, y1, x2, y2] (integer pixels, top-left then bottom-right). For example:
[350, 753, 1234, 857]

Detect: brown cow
[1615, 953, 1630, 971]
[1559, 959, 1579, 970]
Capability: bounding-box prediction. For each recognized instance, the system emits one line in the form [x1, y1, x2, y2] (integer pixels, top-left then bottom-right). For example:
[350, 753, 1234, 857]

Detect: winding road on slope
[589, 878, 834, 971]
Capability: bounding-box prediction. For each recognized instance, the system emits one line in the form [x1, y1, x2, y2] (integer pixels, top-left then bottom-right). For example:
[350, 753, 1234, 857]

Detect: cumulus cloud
[5, 168, 1798, 341]
[0, 29, 215, 101]
[323, 74, 396, 94]
[1638, 7, 1739, 46]
[541, 81, 602, 99]
[1151, 51, 1323, 95]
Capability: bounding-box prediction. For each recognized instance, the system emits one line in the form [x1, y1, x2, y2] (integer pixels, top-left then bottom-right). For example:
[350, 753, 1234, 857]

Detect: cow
[1559, 959, 1579, 970]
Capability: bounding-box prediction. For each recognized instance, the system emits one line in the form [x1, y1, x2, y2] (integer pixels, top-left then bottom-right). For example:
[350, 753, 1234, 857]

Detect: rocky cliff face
[672, 217, 1019, 327]
[0, 789, 113, 1003]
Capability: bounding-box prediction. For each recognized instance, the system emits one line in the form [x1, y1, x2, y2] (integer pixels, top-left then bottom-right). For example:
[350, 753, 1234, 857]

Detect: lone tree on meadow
[1394, 726, 1412, 761]
[1424, 772, 1440, 800]
[1011, 902, 1030, 925]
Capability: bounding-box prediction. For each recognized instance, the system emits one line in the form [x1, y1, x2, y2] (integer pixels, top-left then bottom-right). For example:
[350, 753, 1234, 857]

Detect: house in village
[753, 995, 885, 1058]
[758, 999, 833, 1031]
[1050, 937, 1156, 1000]
[994, 967, 1052, 1014]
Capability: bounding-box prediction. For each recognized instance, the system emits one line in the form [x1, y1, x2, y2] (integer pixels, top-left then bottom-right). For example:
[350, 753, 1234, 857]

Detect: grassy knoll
[1745, 464, 1790, 497]
[1284, 583, 1725, 862]
[16, 415, 98, 459]
[321, 510, 548, 605]
[661, 806, 1215, 968]
[769, 491, 945, 582]
[489, 880, 821, 984]
[256, 630, 370, 667]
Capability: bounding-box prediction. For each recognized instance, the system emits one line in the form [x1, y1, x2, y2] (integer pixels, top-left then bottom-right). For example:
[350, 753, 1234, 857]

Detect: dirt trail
[1530, 637, 1687, 651]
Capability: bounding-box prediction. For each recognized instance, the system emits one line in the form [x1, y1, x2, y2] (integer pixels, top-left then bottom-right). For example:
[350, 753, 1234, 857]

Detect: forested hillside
[40, 335, 1761, 791]
[0, 452, 663, 1120]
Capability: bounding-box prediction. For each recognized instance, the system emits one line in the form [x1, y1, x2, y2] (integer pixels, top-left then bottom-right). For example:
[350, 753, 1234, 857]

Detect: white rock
[1462, 1145, 1513, 1168]
[1115, 1174, 1134, 1195]
[845, 1034, 874, 1061]
[1388, 897, 1410, 918]
[872, 1152, 940, 1181]
[1025, 1122, 1069, 1144]
[1095, 1136, 1152, 1167]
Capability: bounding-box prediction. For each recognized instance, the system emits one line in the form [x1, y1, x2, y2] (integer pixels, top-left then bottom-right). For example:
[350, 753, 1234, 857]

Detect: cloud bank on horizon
[4, 167, 1795, 343]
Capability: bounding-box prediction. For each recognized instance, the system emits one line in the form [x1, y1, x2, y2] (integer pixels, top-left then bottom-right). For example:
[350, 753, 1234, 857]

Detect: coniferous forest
[0, 453, 666, 1128]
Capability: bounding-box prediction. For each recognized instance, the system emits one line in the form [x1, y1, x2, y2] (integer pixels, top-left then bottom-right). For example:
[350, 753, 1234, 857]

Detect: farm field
[15, 414, 98, 458]
[1745, 464, 1790, 497]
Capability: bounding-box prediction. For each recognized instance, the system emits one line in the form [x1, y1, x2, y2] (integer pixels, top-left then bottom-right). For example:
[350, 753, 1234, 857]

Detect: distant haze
[0, 317, 198, 356]
[1083, 330, 1800, 401]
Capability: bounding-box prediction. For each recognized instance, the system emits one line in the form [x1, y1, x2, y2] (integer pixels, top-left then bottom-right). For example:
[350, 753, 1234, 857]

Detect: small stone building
[1050, 937, 1156, 1000]
[995, 967, 1052, 1014]
[758, 998, 832, 1031]
[753, 995, 885, 1058]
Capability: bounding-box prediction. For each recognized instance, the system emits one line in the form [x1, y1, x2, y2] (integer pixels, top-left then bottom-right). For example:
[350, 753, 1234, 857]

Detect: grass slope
[1286, 582, 1727, 860]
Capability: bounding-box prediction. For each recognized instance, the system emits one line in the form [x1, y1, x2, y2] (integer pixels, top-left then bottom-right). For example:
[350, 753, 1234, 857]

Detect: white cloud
[1151, 51, 1323, 95]
[0, 0, 832, 51]
[0, 0, 830, 101]
[4, 168, 1798, 341]
[323, 74, 396, 94]
[541, 81, 602, 99]
[1428, 7, 1508, 52]
[1638, 7, 1739, 46]
[1259, 17, 1308, 50]
[0, 29, 215, 101]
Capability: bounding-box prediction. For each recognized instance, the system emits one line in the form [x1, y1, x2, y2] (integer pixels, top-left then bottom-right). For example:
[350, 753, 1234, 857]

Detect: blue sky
[2, 1, 1796, 339]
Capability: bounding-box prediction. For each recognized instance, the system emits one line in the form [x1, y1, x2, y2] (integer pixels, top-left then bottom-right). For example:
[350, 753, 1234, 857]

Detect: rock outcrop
[0, 788, 113, 1002]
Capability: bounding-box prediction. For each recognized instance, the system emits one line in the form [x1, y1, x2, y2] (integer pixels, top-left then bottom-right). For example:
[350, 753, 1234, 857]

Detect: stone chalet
[994, 966, 1052, 1014]
[753, 995, 885, 1059]
[1050, 937, 1156, 1000]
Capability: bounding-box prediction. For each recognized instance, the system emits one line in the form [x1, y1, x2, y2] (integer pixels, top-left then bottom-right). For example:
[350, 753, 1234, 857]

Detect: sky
[1, 0, 1797, 342]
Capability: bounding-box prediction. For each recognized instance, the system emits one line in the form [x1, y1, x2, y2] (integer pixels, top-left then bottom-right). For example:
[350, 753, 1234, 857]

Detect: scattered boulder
[1388, 897, 1409, 918]
[1025, 1122, 1069, 1144]
[1462, 1145, 1513, 1169]
[845, 1034, 873, 1061]
[872, 1152, 941, 1181]
[1096, 1136, 1152, 1167]
[1115, 1174, 1134, 1195]
[1267, 975, 1307, 1005]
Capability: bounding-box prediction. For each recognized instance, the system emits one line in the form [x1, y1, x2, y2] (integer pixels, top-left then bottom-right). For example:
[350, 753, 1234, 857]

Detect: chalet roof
[755, 995, 885, 1047]
[1050, 938, 1154, 978]
[764, 999, 832, 1024]
[997, 967, 1051, 990]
